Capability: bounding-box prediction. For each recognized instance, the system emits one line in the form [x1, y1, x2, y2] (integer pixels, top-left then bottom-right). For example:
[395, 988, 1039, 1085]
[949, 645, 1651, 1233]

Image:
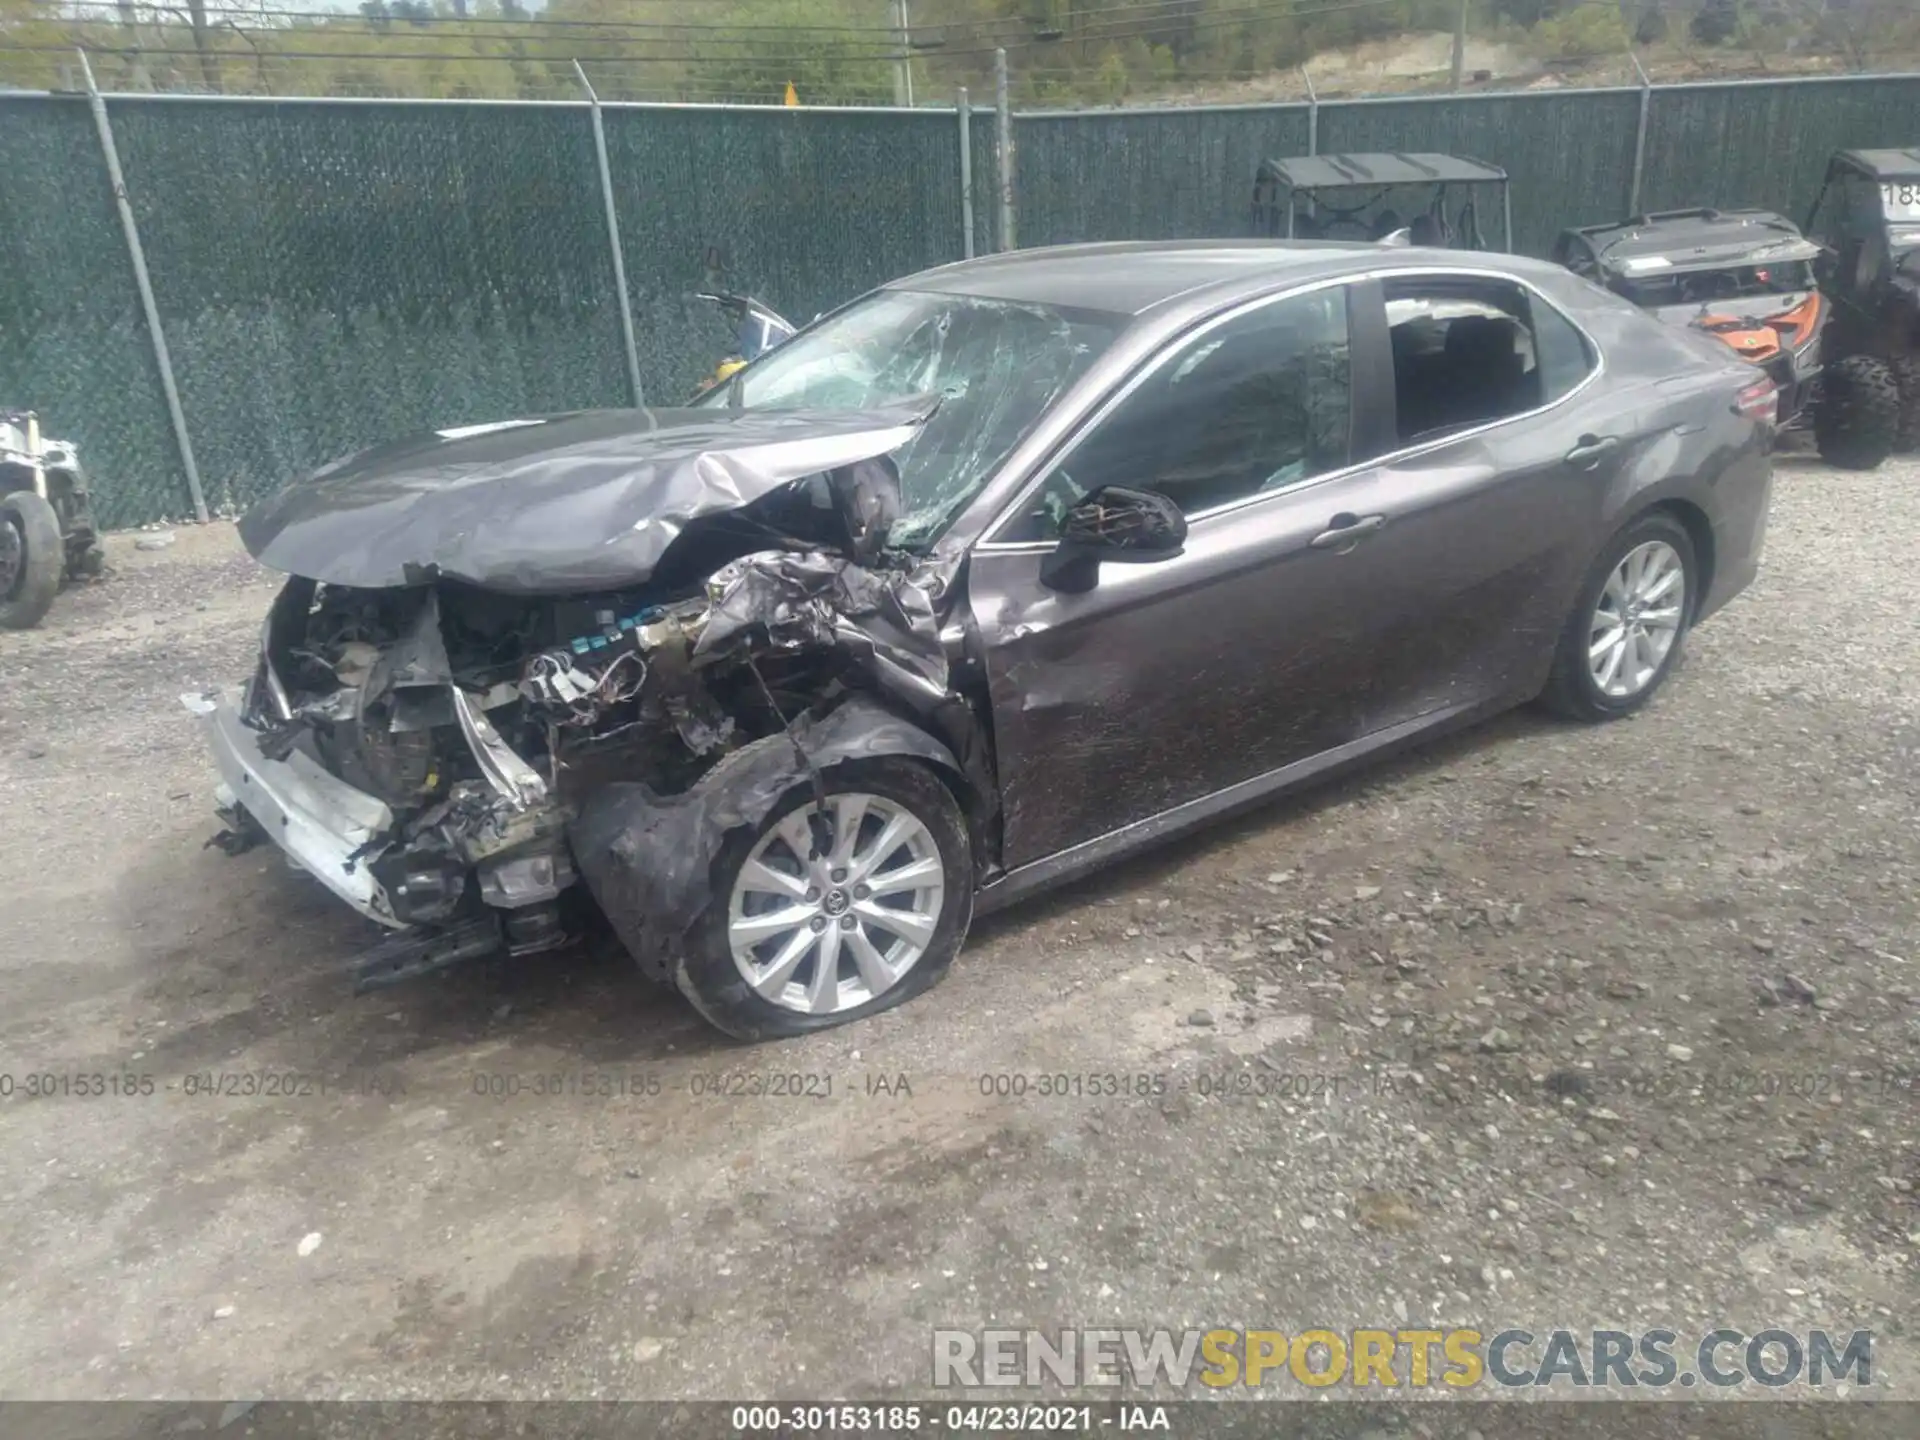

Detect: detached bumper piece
[349, 913, 504, 993]
[183, 688, 403, 926]
[186, 681, 579, 986]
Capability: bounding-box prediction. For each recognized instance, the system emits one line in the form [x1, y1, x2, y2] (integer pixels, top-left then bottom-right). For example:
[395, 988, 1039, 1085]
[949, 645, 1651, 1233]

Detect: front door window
[999, 287, 1353, 543]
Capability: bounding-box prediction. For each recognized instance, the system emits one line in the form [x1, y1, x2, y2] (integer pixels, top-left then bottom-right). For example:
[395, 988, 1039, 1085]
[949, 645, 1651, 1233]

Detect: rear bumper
[1760, 342, 1819, 423]
[182, 689, 404, 928]
[1696, 445, 1773, 626]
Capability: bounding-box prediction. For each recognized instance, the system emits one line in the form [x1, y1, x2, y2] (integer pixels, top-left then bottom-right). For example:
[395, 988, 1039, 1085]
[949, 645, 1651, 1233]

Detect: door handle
[1310, 513, 1386, 550]
[1566, 434, 1620, 467]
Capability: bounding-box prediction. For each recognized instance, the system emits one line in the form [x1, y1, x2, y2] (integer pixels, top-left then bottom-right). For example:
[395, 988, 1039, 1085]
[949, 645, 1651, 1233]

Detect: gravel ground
[0, 458, 1915, 1423]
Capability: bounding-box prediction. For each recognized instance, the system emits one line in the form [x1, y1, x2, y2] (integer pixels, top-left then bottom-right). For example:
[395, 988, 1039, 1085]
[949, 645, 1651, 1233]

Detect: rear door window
[1382, 276, 1593, 443]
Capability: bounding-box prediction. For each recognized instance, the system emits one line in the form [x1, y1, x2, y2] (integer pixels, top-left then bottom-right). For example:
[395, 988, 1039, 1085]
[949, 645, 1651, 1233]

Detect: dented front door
[966, 474, 1391, 871]
[963, 282, 1373, 871]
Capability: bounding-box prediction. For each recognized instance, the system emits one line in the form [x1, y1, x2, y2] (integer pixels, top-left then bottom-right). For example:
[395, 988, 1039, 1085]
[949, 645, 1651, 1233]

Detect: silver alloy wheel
[1588, 539, 1686, 699]
[726, 792, 946, 1015]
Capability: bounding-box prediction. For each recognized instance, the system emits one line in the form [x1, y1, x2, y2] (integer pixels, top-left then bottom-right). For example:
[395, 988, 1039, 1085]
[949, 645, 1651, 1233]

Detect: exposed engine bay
[194, 405, 996, 985]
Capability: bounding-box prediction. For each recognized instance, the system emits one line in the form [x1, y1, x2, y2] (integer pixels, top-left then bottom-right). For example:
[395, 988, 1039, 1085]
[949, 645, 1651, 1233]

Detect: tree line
[0, 0, 1905, 105]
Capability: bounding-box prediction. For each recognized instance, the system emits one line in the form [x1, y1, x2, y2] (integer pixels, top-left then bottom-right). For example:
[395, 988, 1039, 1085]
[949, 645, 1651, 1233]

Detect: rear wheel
[0, 490, 63, 630]
[675, 759, 973, 1040]
[1890, 355, 1920, 453]
[1540, 511, 1696, 723]
[1815, 354, 1899, 470]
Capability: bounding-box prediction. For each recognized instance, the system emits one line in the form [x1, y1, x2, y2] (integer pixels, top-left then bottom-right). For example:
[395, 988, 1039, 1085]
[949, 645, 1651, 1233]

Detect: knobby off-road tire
[1889, 354, 1920, 454]
[1815, 354, 1899, 470]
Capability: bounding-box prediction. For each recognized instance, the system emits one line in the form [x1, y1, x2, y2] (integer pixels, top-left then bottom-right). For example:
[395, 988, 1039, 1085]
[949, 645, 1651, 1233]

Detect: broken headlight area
[230, 539, 963, 960]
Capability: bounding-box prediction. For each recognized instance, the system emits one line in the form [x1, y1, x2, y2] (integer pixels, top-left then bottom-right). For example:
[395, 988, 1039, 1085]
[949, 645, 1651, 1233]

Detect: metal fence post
[573, 60, 645, 408]
[994, 49, 1016, 252]
[1301, 66, 1318, 156]
[1628, 50, 1652, 218]
[958, 87, 976, 260]
[78, 50, 208, 524]
[1450, 0, 1468, 91]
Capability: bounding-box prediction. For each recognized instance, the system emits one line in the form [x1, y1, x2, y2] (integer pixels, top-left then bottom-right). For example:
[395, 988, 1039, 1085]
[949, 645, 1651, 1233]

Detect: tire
[674, 758, 973, 1041]
[0, 490, 63, 630]
[1539, 510, 1697, 723]
[1815, 354, 1899, 470]
[1891, 355, 1920, 454]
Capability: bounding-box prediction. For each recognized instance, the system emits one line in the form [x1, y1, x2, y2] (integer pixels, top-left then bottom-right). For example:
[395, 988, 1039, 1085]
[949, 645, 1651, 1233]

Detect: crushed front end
[184, 404, 987, 989]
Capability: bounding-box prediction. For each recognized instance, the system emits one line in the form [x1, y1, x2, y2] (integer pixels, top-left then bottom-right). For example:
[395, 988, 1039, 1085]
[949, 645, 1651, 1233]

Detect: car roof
[1566, 208, 1816, 270]
[892, 240, 1548, 319]
[1256, 152, 1507, 189]
[1833, 148, 1920, 181]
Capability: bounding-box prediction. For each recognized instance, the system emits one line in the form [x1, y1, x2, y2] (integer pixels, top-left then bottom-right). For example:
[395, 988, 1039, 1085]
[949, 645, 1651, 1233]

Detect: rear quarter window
[1529, 296, 1595, 403]
[1557, 279, 1744, 378]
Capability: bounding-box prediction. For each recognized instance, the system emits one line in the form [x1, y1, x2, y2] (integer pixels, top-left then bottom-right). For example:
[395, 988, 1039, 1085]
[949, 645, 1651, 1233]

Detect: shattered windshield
[710, 289, 1120, 549]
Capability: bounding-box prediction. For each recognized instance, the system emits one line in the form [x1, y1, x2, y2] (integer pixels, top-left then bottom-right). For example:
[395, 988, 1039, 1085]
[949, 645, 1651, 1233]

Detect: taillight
[1765, 291, 1822, 350]
[1735, 377, 1779, 423]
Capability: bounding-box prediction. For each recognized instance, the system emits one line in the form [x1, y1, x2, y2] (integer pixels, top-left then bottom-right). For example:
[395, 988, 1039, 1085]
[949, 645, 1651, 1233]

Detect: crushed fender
[568, 697, 967, 981]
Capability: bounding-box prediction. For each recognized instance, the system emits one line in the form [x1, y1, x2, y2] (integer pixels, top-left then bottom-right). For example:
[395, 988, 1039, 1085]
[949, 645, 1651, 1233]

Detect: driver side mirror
[1038, 485, 1188, 593]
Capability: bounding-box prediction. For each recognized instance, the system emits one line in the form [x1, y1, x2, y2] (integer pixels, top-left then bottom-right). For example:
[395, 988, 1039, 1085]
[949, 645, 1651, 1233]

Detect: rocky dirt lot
[0, 459, 1915, 1427]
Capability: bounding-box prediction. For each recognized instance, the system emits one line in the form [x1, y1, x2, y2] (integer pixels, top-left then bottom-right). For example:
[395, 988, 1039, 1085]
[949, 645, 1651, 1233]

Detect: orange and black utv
[1554, 208, 1897, 470]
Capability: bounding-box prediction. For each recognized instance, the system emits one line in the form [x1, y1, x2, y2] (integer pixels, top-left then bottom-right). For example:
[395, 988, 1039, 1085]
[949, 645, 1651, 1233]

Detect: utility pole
[892, 0, 914, 106]
[1450, 0, 1467, 90]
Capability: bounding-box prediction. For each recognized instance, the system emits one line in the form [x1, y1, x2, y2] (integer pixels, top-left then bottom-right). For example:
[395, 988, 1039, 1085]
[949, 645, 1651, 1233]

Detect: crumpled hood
[238, 402, 931, 594]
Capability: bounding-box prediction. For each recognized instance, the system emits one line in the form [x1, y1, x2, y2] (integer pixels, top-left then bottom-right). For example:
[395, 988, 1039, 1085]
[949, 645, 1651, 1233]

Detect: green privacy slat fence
[1011, 75, 1920, 259]
[8, 75, 1920, 529]
[1014, 106, 1313, 246]
[106, 98, 633, 525]
[0, 95, 977, 529]
[1313, 89, 1644, 255]
[597, 105, 988, 403]
[1635, 76, 1920, 223]
[0, 98, 178, 530]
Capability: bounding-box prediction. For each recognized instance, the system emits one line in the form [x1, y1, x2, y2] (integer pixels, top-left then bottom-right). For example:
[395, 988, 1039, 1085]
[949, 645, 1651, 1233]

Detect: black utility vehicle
[1253, 152, 1511, 251]
[1805, 148, 1920, 452]
[1554, 207, 1893, 469]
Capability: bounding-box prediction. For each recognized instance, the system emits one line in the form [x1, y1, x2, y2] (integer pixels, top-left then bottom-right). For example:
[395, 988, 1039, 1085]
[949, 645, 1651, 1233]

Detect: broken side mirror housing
[1039, 485, 1187, 593]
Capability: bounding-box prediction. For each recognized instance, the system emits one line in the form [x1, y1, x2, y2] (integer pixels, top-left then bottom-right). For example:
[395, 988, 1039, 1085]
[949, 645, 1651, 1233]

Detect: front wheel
[0, 490, 64, 630]
[675, 759, 974, 1040]
[1815, 354, 1899, 470]
[1540, 511, 1696, 722]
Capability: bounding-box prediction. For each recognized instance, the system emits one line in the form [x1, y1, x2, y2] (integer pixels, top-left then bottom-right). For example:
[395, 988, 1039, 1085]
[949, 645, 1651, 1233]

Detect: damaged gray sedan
[187, 241, 1774, 1038]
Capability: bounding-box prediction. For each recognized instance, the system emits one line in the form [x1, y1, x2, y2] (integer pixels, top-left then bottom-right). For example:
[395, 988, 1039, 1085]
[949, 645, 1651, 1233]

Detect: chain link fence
[4, 71, 1920, 529]
[0, 97, 179, 530]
